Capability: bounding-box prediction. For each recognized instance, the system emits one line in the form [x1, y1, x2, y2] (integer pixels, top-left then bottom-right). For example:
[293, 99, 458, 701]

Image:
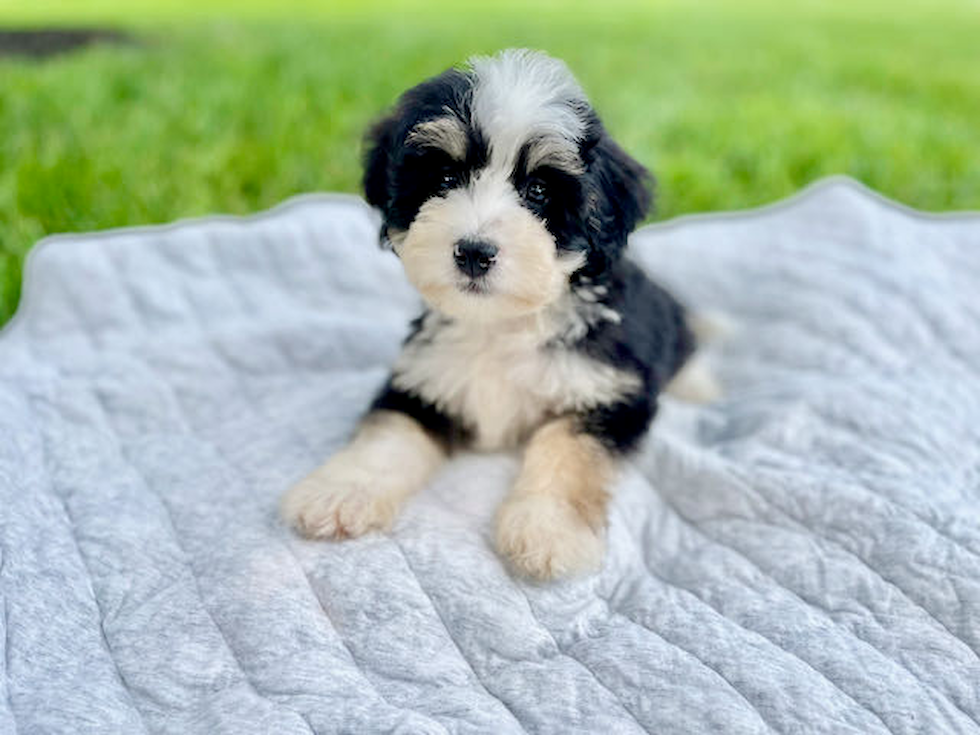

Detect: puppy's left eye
[438, 168, 460, 193]
[524, 178, 548, 206]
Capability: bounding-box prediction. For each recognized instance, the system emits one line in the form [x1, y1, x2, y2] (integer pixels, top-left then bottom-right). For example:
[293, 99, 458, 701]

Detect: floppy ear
[578, 132, 653, 275]
[589, 133, 653, 238]
[362, 113, 400, 244]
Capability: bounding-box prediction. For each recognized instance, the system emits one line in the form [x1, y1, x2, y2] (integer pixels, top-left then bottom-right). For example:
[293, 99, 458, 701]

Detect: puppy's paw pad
[280, 474, 396, 540]
[495, 494, 604, 581]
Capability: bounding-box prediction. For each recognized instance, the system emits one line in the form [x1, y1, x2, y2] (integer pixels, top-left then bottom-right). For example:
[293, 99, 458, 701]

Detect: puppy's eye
[524, 178, 548, 206]
[438, 168, 460, 193]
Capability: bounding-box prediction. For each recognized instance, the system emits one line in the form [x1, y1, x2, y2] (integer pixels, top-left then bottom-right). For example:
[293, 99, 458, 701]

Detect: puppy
[282, 49, 712, 580]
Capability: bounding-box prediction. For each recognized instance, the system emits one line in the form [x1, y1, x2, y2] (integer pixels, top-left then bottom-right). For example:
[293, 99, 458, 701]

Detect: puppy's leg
[281, 410, 445, 539]
[495, 417, 616, 580]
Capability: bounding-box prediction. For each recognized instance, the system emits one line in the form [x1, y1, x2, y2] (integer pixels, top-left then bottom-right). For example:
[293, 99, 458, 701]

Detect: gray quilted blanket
[1, 178, 978, 734]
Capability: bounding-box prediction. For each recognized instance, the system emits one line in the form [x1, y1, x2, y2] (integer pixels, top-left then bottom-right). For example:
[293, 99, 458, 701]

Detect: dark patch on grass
[0, 28, 135, 59]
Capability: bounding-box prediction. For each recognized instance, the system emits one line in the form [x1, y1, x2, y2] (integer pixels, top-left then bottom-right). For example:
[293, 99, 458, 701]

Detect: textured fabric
[1, 178, 978, 734]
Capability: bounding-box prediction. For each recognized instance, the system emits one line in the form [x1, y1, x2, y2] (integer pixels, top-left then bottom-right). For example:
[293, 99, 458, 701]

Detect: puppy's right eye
[523, 177, 549, 207]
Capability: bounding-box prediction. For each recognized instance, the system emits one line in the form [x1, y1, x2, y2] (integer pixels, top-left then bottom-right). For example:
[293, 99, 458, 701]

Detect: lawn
[1, 0, 978, 326]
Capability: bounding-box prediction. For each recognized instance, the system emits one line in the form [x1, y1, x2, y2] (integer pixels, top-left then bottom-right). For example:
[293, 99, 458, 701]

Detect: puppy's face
[363, 49, 651, 322]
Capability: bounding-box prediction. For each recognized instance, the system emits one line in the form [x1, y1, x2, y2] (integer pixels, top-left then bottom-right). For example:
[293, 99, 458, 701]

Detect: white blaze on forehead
[468, 49, 588, 170]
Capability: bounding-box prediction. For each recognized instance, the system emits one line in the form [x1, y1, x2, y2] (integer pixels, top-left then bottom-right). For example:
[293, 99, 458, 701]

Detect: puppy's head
[364, 49, 651, 321]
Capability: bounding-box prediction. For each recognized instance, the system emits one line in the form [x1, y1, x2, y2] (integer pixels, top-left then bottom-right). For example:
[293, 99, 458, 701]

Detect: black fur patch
[573, 259, 694, 453]
[371, 380, 472, 449]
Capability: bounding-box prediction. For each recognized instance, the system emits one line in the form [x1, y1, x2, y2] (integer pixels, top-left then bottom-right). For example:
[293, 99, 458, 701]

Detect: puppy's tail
[665, 308, 735, 404]
[687, 308, 737, 346]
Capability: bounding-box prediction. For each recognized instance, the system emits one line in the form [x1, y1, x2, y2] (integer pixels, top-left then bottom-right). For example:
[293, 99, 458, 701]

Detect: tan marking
[280, 410, 445, 539]
[406, 116, 468, 160]
[495, 417, 617, 579]
[525, 137, 584, 175]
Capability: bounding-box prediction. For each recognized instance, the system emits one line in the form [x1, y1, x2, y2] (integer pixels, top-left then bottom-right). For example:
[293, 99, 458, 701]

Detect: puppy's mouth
[458, 278, 492, 296]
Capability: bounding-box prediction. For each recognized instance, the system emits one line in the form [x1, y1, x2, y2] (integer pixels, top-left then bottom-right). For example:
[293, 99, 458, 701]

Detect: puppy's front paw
[280, 464, 400, 540]
[495, 494, 604, 581]
[281, 411, 446, 541]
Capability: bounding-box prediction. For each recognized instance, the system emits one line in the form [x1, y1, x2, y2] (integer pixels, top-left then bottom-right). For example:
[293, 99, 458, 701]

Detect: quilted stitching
[1, 180, 978, 734]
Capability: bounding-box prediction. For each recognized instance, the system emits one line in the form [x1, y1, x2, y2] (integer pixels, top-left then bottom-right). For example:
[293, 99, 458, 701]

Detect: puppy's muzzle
[453, 238, 498, 279]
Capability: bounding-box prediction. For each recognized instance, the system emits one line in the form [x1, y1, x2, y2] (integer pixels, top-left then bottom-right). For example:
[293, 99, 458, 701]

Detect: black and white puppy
[282, 49, 715, 580]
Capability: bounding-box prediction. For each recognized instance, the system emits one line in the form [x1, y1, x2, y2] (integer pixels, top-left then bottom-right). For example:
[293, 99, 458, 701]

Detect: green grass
[2, 1, 978, 325]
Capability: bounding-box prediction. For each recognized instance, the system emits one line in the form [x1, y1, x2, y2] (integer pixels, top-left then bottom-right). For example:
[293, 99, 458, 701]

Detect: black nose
[453, 239, 498, 278]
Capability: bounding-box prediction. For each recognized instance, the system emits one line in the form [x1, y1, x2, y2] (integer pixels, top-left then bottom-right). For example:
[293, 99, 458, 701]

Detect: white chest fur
[390, 309, 640, 450]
